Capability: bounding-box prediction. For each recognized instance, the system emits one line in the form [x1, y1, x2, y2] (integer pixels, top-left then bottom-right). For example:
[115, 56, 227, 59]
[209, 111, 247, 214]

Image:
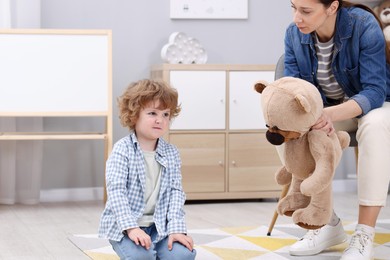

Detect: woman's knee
[357, 107, 390, 143]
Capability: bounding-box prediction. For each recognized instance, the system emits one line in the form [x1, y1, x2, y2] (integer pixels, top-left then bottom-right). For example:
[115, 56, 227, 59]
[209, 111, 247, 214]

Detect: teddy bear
[374, 0, 390, 43]
[254, 77, 350, 229]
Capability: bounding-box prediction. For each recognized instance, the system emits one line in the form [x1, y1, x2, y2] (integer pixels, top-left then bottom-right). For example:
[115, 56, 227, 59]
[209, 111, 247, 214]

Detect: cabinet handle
[232, 160, 236, 166]
[220, 99, 224, 103]
[218, 161, 223, 166]
[233, 99, 237, 103]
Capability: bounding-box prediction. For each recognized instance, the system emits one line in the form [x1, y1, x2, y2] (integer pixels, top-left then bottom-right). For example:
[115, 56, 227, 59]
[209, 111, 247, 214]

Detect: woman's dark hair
[319, 0, 390, 63]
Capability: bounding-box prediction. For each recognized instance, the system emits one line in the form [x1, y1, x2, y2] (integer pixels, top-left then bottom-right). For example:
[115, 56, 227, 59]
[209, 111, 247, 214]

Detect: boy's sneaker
[341, 228, 374, 260]
[289, 220, 347, 256]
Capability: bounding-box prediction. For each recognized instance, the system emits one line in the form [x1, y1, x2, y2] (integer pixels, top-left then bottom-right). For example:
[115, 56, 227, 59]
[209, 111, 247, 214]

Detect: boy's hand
[127, 227, 152, 250]
[168, 233, 194, 251]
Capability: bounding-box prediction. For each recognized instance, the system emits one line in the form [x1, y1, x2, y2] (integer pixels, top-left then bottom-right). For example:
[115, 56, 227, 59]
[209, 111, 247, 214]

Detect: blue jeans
[109, 224, 196, 260]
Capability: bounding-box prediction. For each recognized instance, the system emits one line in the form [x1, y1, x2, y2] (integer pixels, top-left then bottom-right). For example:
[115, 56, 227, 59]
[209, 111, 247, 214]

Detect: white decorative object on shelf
[161, 32, 208, 64]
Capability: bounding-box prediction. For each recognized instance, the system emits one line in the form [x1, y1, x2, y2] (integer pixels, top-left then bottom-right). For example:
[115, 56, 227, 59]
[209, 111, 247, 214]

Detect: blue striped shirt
[98, 132, 187, 242]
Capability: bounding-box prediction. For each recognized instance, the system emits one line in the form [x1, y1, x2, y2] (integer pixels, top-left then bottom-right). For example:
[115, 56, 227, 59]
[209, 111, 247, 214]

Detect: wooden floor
[0, 192, 389, 259]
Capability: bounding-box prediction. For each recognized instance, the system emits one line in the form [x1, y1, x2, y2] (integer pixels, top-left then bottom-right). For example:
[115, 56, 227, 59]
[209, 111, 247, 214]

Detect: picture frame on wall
[170, 0, 248, 19]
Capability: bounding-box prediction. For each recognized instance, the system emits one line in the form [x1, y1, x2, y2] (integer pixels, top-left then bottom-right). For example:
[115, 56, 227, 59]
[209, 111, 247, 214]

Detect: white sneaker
[341, 229, 374, 260]
[289, 221, 347, 256]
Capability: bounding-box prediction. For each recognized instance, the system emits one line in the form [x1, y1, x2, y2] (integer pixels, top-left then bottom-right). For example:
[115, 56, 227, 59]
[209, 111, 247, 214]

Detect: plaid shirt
[98, 132, 187, 242]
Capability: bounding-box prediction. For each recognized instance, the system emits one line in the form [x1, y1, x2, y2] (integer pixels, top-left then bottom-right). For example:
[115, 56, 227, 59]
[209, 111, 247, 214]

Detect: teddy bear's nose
[266, 131, 285, 145]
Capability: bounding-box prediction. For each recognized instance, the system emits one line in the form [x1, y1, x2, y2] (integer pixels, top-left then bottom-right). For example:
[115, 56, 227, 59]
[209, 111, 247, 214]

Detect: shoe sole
[289, 233, 347, 256]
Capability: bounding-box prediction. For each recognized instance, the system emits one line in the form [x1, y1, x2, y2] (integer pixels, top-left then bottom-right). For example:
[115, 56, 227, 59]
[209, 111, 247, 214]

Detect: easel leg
[267, 183, 290, 236]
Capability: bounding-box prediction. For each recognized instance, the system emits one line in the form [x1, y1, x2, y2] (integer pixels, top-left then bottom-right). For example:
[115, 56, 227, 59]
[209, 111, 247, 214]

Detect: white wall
[11, 0, 41, 28]
[35, 0, 368, 195]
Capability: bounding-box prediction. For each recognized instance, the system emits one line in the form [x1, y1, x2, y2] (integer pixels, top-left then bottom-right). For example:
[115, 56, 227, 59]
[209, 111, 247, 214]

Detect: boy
[98, 79, 196, 260]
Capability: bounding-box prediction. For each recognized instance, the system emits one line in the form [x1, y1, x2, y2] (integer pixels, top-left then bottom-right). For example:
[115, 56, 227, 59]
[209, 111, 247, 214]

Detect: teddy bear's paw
[296, 222, 325, 230]
[277, 207, 294, 217]
[276, 177, 291, 186]
[277, 193, 309, 216]
[275, 166, 292, 186]
[281, 192, 310, 207]
[276, 199, 295, 217]
[292, 207, 331, 229]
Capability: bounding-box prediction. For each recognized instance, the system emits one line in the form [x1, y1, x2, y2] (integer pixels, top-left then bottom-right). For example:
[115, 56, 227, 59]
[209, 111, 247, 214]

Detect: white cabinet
[151, 64, 282, 200]
[169, 71, 226, 130]
[229, 71, 274, 130]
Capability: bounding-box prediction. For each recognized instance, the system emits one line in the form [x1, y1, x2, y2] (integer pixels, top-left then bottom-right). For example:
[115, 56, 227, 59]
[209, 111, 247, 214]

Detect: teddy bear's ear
[295, 94, 311, 113]
[254, 81, 268, 93]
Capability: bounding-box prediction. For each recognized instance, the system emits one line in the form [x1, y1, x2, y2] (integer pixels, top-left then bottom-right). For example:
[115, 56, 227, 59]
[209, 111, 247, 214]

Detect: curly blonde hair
[118, 79, 181, 130]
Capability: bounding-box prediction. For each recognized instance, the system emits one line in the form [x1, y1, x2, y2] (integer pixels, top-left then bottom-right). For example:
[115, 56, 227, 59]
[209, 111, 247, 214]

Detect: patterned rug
[68, 220, 390, 259]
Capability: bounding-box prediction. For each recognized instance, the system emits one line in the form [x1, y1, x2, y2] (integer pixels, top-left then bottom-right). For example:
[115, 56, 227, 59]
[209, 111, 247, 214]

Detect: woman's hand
[126, 227, 152, 250]
[312, 100, 362, 135]
[311, 111, 335, 136]
[168, 233, 194, 251]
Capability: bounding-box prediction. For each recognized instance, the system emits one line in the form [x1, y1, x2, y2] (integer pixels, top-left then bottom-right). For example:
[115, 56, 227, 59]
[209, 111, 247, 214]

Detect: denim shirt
[284, 6, 390, 116]
[98, 132, 187, 242]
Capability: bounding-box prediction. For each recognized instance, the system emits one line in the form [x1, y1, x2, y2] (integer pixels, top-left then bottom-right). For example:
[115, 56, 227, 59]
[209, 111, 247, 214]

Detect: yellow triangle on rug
[238, 235, 297, 251]
[85, 251, 119, 260]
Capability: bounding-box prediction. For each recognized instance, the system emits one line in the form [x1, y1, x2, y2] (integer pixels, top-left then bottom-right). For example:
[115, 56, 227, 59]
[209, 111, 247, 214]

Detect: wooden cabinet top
[151, 63, 275, 72]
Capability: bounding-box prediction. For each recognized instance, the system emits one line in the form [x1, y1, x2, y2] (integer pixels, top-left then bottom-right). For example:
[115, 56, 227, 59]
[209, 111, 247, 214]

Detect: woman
[284, 0, 390, 259]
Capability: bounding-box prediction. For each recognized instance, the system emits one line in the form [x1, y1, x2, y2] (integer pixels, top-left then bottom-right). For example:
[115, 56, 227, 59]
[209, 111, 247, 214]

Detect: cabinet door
[229, 71, 274, 130]
[170, 133, 225, 193]
[169, 71, 226, 130]
[228, 133, 282, 192]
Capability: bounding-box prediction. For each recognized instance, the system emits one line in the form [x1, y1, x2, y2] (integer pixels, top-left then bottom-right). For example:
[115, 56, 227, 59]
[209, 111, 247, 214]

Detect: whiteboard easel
[0, 29, 113, 201]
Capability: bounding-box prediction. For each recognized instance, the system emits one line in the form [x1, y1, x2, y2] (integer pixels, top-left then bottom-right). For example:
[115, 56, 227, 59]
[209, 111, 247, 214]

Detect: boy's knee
[169, 246, 196, 260]
[111, 239, 156, 260]
[123, 248, 156, 260]
[157, 243, 196, 260]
